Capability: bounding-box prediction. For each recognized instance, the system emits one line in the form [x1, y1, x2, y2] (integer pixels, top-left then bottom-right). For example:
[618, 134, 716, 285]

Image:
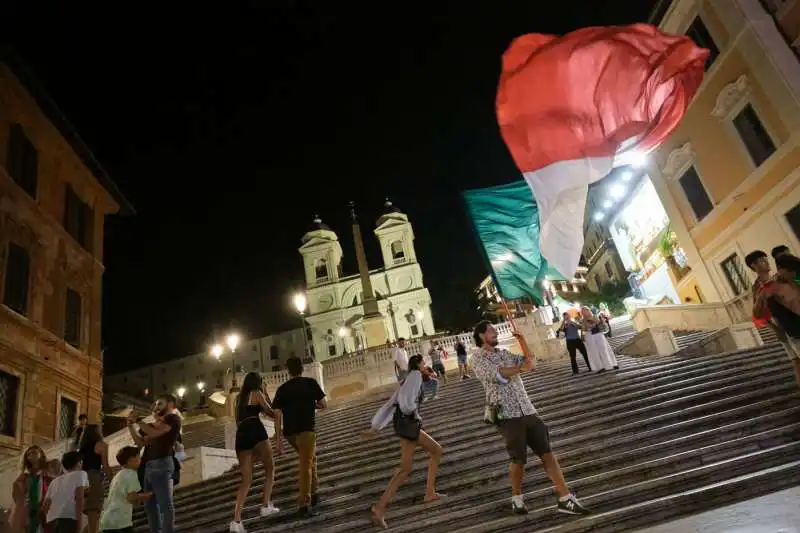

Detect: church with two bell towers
[299, 200, 434, 361]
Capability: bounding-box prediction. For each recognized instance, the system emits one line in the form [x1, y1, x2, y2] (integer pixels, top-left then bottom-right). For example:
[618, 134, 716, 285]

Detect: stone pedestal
[697, 323, 763, 355]
[305, 361, 326, 391]
[362, 313, 388, 349]
[619, 326, 679, 356]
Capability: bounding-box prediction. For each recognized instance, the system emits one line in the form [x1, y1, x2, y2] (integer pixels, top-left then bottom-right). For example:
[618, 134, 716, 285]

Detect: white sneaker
[432, 395, 440, 400]
[229, 521, 246, 533]
[260, 504, 280, 517]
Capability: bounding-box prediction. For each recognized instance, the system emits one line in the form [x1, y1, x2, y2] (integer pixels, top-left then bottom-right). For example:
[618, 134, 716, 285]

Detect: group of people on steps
[556, 306, 618, 375]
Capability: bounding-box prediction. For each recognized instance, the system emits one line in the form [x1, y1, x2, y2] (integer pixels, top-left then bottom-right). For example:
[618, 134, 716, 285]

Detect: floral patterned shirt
[472, 346, 537, 420]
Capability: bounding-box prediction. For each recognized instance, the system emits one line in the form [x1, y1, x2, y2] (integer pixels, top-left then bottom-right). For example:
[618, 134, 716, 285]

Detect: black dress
[235, 403, 269, 452]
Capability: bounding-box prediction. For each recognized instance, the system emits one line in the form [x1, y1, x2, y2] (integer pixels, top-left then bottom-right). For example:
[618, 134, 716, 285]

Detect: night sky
[3, 1, 655, 374]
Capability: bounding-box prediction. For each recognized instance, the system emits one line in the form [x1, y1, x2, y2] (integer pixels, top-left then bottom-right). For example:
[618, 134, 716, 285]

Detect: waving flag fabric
[467, 23, 707, 302]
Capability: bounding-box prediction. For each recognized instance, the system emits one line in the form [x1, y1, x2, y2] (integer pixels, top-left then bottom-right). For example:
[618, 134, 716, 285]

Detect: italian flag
[464, 24, 708, 301]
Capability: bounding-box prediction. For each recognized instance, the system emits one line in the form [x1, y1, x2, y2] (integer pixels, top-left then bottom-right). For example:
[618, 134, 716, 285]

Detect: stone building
[583, 182, 630, 292]
[299, 200, 434, 359]
[0, 57, 131, 457]
[642, 0, 800, 306]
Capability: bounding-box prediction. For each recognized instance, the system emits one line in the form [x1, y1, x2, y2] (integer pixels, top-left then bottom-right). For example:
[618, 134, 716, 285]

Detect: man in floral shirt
[472, 320, 590, 516]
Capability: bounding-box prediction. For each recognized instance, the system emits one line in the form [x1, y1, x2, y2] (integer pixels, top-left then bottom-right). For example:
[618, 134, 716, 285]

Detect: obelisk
[350, 202, 387, 348]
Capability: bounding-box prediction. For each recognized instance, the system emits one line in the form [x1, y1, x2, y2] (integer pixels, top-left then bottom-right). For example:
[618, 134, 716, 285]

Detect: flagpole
[500, 298, 533, 361]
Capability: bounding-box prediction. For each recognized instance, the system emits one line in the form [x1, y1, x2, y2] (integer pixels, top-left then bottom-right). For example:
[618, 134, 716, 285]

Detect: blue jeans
[144, 456, 175, 533]
[423, 379, 439, 398]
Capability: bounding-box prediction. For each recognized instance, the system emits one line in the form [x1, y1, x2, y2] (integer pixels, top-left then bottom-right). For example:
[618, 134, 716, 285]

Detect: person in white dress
[580, 307, 619, 372]
[364, 354, 444, 529]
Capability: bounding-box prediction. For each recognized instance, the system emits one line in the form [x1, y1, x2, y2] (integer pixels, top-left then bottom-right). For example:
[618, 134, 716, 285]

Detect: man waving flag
[465, 23, 708, 302]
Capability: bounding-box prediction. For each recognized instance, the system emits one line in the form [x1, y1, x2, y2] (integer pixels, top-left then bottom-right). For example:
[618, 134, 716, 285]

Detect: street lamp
[210, 333, 242, 393]
[416, 310, 426, 337]
[196, 382, 205, 392]
[176, 386, 186, 399]
[293, 292, 312, 362]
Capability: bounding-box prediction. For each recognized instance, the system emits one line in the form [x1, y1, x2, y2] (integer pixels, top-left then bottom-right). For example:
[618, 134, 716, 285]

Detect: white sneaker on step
[229, 521, 247, 533]
[260, 504, 280, 517]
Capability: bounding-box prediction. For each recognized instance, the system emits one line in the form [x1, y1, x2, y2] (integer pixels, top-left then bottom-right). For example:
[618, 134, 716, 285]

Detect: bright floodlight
[610, 184, 627, 199]
[416, 310, 424, 320]
[603, 200, 613, 209]
[593, 212, 605, 221]
[226, 333, 240, 351]
[211, 344, 223, 359]
[197, 381, 205, 391]
[338, 326, 348, 338]
[176, 386, 186, 398]
[293, 292, 307, 314]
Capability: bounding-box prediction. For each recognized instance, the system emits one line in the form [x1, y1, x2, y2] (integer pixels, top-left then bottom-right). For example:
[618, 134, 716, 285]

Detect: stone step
[163, 349, 773, 500]
[132, 350, 799, 531]
[154, 347, 787, 502]
[442, 448, 800, 533]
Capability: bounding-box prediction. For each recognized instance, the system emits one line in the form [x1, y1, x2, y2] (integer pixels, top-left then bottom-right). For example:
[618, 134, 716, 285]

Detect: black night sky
[3, 1, 655, 374]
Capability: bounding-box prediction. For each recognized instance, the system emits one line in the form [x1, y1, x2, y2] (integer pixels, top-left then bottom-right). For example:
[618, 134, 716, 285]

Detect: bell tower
[374, 198, 417, 268]
[298, 215, 342, 288]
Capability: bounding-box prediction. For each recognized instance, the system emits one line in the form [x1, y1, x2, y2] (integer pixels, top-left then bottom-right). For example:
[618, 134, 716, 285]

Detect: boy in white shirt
[43, 451, 88, 533]
[100, 446, 152, 533]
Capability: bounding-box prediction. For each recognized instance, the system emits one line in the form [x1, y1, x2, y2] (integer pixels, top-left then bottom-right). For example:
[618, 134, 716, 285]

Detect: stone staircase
[181, 416, 231, 450]
[130, 344, 800, 533]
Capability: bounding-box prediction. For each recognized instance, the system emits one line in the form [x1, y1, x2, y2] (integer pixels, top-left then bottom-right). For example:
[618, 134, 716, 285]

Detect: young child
[43, 451, 88, 533]
[100, 446, 152, 533]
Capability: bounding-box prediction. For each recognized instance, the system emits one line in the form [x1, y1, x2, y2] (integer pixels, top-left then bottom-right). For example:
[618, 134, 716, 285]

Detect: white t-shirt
[100, 468, 141, 530]
[45, 470, 89, 522]
[394, 347, 409, 371]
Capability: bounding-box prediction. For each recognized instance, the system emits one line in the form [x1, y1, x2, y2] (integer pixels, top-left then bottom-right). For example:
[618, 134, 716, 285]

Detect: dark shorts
[432, 363, 446, 376]
[235, 417, 269, 452]
[102, 528, 134, 533]
[457, 355, 468, 365]
[496, 414, 551, 464]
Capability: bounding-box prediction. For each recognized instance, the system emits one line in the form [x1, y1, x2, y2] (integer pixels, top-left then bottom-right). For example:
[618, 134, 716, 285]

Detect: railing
[322, 322, 514, 380]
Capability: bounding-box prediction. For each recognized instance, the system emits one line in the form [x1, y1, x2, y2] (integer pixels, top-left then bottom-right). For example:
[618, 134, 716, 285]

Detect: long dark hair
[236, 372, 265, 423]
[408, 354, 424, 372]
[78, 424, 103, 454]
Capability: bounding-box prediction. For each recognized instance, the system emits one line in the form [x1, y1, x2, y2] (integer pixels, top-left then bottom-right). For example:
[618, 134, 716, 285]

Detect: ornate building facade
[299, 201, 434, 360]
[645, 0, 800, 305]
[0, 57, 130, 456]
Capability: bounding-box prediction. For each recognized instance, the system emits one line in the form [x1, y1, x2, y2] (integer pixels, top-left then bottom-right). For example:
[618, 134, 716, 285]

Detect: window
[0, 371, 19, 437]
[410, 325, 419, 336]
[58, 396, 77, 440]
[686, 17, 719, 70]
[315, 259, 328, 282]
[678, 166, 714, 221]
[390, 241, 406, 264]
[64, 186, 93, 251]
[785, 203, 800, 241]
[6, 124, 38, 198]
[3, 243, 30, 316]
[733, 104, 776, 167]
[328, 344, 337, 356]
[64, 288, 82, 347]
[605, 262, 614, 278]
[720, 253, 749, 296]
[269, 346, 279, 360]
[271, 365, 281, 372]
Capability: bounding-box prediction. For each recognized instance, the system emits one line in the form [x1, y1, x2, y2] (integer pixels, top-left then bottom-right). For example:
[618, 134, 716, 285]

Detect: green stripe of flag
[463, 180, 564, 303]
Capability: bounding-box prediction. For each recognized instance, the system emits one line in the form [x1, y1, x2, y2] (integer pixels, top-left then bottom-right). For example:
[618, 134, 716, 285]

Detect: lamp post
[293, 292, 312, 362]
[211, 332, 241, 393]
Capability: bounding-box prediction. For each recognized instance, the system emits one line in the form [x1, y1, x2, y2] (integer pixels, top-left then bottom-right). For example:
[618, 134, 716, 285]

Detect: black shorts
[496, 414, 551, 464]
[235, 417, 269, 452]
[102, 528, 134, 533]
[51, 519, 78, 533]
[432, 363, 446, 376]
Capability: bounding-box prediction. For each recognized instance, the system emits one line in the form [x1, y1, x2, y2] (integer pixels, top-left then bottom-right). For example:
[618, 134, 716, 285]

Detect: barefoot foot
[371, 505, 387, 529]
[424, 492, 446, 503]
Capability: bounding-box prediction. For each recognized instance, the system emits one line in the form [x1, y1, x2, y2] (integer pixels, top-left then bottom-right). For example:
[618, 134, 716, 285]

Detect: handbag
[392, 406, 421, 440]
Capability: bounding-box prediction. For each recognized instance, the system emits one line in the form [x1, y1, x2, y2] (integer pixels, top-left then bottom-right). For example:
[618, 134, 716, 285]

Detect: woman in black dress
[229, 372, 280, 533]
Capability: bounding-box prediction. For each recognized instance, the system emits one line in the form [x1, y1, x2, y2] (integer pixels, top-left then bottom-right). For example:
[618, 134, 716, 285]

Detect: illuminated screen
[609, 177, 669, 273]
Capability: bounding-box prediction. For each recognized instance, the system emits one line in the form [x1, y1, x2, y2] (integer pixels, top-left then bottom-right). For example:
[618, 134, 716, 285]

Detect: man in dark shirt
[557, 312, 591, 375]
[273, 357, 327, 517]
[127, 394, 181, 533]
